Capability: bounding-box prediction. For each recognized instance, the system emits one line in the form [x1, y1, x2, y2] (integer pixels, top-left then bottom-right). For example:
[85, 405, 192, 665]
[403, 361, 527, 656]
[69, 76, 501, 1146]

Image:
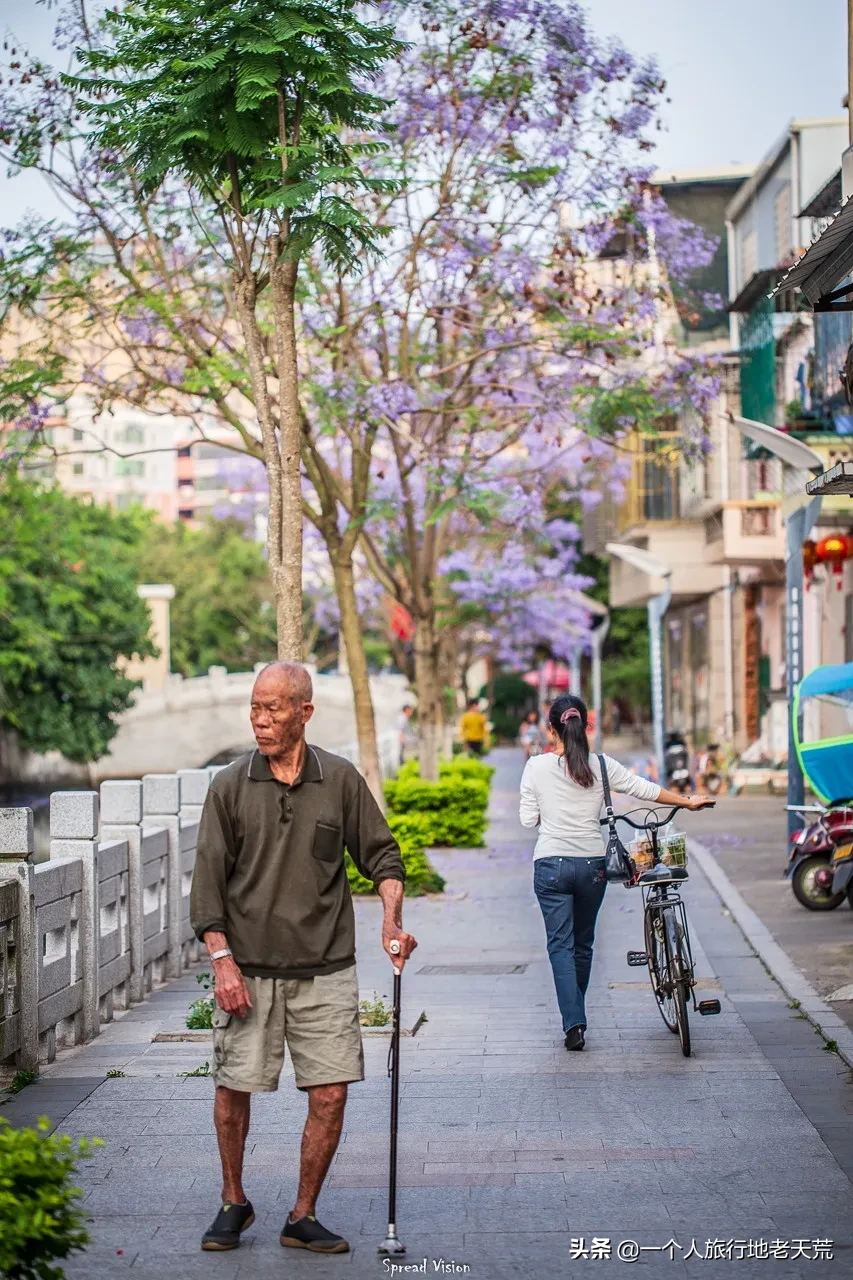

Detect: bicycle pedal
[697, 999, 721, 1016]
[626, 950, 648, 967]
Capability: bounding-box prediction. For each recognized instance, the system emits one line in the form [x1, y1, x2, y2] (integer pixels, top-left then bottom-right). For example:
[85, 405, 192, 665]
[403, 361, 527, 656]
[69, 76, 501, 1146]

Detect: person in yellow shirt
[459, 699, 488, 756]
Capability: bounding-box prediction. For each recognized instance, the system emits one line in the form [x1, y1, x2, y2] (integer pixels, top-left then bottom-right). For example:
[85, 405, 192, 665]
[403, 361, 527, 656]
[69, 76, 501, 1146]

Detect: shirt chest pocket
[312, 821, 343, 863]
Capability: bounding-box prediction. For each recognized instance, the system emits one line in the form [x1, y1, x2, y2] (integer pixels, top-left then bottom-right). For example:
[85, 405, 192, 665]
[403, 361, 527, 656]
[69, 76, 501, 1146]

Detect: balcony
[720, 500, 784, 564]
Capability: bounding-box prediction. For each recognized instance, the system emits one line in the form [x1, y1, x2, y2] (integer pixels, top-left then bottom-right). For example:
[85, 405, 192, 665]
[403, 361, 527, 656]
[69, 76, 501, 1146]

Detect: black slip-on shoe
[564, 1025, 585, 1051]
[201, 1200, 255, 1251]
[280, 1214, 350, 1254]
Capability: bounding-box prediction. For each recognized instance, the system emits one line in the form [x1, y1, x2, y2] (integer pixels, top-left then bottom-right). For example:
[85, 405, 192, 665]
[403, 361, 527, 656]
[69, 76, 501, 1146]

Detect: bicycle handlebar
[599, 801, 715, 832]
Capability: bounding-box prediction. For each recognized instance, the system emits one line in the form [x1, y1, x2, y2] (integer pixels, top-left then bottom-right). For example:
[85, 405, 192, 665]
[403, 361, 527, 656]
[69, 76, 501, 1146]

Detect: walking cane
[378, 939, 406, 1257]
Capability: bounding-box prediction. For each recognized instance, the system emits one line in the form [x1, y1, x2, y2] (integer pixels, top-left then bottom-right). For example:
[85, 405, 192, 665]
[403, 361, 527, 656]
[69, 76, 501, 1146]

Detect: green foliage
[380, 757, 493, 849]
[132, 516, 277, 676]
[480, 671, 537, 740]
[104, 1070, 127, 1079]
[0, 1116, 100, 1280]
[185, 972, 216, 1030]
[7, 1071, 38, 1095]
[0, 475, 156, 762]
[177, 1062, 211, 1077]
[72, 0, 405, 270]
[346, 823, 446, 897]
[358, 992, 392, 1026]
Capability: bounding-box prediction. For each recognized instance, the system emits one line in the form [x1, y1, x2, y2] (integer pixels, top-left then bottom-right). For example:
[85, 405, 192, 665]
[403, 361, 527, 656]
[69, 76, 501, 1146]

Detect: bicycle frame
[643, 883, 697, 1006]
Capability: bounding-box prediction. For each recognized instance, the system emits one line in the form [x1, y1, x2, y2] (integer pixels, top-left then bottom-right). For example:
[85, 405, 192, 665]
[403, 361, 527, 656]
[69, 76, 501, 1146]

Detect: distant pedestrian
[520, 709, 546, 760]
[519, 693, 705, 1051]
[610, 700, 622, 736]
[397, 703, 416, 767]
[190, 661, 416, 1256]
[459, 698, 488, 756]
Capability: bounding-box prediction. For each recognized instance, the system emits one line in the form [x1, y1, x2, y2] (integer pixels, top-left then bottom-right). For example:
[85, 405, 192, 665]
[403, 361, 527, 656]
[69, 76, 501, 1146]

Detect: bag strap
[597, 754, 616, 821]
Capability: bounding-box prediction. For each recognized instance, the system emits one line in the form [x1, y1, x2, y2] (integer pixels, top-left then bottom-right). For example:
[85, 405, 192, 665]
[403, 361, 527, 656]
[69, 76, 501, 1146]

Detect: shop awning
[771, 198, 853, 311]
[806, 460, 853, 497]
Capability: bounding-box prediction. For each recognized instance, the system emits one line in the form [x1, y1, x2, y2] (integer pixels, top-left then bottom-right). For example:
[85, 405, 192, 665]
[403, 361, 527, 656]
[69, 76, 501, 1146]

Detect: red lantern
[803, 539, 818, 591]
[815, 533, 853, 589]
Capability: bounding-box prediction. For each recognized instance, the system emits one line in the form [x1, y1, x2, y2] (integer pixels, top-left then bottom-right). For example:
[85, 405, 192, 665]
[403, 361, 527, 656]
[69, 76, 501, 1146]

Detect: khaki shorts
[212, 965, 364, 1093]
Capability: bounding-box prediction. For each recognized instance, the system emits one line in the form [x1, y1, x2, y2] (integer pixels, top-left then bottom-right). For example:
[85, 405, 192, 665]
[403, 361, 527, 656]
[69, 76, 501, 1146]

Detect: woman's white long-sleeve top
[519, 752, 661, 859]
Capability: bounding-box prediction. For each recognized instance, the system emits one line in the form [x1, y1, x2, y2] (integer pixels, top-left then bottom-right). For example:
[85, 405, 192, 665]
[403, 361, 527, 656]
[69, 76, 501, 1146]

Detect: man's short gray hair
[255, 661, 313, 703]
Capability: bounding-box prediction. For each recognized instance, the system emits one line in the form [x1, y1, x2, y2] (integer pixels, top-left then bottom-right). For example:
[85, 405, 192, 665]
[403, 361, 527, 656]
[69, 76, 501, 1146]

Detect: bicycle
[602, 805, 720, 1057]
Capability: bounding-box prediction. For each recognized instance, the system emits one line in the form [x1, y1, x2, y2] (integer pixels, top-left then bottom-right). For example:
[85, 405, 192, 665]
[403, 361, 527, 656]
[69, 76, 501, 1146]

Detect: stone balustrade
[0, 765, 228, 1073]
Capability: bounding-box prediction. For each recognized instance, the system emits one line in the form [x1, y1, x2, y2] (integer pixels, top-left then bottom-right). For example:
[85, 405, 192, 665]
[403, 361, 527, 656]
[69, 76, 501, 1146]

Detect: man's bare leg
[290, 1083, 347, 1220]
[214, 1085, 251, 1203]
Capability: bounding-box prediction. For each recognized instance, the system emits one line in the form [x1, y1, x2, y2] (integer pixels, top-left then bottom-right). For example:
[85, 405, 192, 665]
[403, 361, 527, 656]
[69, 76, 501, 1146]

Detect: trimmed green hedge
[383, 757, 495, 849]
[346, 823, 445, 897]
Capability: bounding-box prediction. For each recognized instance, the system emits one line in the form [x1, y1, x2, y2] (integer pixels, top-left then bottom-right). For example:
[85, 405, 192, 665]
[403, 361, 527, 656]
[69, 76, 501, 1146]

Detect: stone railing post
[0, 808, 38, 1071]
[143, 774, 182, 980]
[177, 769, 210, 824]
[50, 792, 100, 1043]
[100, 780, 144, 1005]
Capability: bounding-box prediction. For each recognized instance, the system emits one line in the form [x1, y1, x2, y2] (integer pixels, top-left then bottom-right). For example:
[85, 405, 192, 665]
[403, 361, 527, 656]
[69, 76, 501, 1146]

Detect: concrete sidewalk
[5, 748, 853, 1278]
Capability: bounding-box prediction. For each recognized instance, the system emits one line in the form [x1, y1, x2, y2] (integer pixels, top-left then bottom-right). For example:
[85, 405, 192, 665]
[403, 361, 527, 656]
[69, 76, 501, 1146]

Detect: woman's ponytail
[549, 694, 594, 788]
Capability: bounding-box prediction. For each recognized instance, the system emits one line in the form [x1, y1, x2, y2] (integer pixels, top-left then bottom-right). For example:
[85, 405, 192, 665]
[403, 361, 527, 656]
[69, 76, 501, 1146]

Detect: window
[118, 424, 145, 445]
[638, 437, 679, 520]
[774, 182, 792, 262]
[72, 428, 84, 442]
[72, 462, 84, 475]
[114, 459, 145, 478]
[177, 445, 192, 458]
[178, 507, 194, 521]
[115, 492, 142, 511]
[740, 228, 758, 285]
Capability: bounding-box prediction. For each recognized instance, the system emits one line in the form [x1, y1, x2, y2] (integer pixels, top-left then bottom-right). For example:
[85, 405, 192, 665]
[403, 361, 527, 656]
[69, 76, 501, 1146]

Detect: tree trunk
[414, 615, 442, 781]
[332, 556, 385, 806]
[270, 256, 304, 661]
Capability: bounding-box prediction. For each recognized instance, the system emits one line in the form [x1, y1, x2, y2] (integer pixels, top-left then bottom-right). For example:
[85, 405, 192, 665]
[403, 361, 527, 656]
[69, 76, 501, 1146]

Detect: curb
[689, 837, 853, 1071]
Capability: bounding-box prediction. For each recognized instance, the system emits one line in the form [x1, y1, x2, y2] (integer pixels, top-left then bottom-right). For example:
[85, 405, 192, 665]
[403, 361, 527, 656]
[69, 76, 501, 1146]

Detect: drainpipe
[726, 219, 740, 350]
[720, 411, 735, 742]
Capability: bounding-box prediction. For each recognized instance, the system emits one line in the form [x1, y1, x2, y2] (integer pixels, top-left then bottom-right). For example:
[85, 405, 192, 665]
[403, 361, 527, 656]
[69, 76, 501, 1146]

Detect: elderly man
[190, 662, 416, 1255]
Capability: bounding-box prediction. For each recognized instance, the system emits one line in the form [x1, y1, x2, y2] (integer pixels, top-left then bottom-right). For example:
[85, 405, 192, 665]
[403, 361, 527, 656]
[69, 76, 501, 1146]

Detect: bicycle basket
[660, 831, 688, 868]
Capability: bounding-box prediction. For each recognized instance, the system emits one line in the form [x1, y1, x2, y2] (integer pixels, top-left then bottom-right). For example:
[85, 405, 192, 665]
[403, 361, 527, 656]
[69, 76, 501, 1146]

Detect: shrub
[185, 972, 215, 1030]
[346, 824, 446, 897]
[0, 1116, 100, 1280]
[383, 756, 494, 848]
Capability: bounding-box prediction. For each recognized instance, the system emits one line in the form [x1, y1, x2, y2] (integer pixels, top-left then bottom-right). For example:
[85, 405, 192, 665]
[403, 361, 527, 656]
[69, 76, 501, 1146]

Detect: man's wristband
[210, 948, 232, 962]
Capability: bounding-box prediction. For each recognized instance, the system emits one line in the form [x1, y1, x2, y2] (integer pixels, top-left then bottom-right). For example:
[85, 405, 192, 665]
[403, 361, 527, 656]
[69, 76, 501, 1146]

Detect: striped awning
[771, 198, 853, 310]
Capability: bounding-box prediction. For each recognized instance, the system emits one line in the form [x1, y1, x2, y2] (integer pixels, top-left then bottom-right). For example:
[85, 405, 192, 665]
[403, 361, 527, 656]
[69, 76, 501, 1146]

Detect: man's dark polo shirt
[190, 745, 405, 979]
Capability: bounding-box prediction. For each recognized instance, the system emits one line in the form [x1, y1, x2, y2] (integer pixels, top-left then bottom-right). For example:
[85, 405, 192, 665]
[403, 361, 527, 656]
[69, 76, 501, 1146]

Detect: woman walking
[520, 693, 706, 1051]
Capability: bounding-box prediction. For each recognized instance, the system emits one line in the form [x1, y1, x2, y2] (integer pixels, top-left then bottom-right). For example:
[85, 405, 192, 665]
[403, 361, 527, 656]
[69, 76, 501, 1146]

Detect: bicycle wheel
[665, 913, 691, 1057]
[644, 903, 677, 1033]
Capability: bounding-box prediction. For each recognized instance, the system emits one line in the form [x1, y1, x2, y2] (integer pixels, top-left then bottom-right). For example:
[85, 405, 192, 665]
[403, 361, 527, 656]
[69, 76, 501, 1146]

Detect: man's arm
[376, 878, 417, 971]
[344, 770, 417, 969]
[190, 787, 252, 1018]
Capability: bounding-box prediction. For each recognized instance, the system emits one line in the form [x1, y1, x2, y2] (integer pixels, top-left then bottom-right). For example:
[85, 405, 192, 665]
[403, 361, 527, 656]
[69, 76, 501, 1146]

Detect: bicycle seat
[638, 864, 689, 885]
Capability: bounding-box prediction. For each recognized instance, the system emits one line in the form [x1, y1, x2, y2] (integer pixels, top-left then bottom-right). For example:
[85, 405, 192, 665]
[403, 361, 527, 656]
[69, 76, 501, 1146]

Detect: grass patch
[359, 993, 392, 1027]
[7, 1070, 38, 1095]
[177, 1062, 211, 1077]
[105, 1069, 127, 1079]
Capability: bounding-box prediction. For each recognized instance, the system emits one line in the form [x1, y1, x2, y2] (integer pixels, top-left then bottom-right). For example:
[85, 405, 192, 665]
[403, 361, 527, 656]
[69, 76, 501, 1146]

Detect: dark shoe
[564, 1025, 585, 1051]
[201, 1199, 255, 1251]
[280, 1213, 350, 1254]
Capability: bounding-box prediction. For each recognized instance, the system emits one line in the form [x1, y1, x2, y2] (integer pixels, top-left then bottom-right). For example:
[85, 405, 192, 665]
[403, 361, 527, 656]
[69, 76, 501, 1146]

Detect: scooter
[697, 743, 724, 796]
[786, 803, 853, 910]
[830, 840, 853, 906]
[664, 732, 692, 795]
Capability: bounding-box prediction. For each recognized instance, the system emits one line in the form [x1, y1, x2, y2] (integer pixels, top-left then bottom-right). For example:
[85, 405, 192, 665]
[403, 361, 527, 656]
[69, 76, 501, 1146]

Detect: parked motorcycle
[830, 840, 853, 905]
[664, 731, 692, 794]
[786, 803, 853, 910]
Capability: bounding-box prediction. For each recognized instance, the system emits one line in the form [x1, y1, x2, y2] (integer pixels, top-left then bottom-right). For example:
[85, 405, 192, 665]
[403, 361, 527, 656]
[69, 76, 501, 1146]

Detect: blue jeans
[534, 856, 607, 1033]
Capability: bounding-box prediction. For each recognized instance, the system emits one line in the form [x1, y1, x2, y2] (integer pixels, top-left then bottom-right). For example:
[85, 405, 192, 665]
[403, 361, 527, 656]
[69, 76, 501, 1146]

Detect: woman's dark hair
[549, 694, 594, 788]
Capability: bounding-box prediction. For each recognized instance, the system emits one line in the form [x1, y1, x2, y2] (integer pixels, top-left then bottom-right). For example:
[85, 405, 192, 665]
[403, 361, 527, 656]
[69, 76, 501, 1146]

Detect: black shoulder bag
[597, 753, 633, 883]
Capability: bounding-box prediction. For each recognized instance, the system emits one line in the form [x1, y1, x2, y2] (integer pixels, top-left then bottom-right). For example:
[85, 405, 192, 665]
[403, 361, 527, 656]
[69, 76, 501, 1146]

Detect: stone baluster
[100, 780, 144, 1005]
[50, 792, 100, 1043]
[177, 769, 210, 825]
[0, 808, 38, 1071]
[143, 774, 182, 980]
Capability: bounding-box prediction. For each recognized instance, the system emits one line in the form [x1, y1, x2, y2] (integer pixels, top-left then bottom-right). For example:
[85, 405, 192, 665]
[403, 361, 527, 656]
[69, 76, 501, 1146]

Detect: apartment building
[588, 135, 853, 757]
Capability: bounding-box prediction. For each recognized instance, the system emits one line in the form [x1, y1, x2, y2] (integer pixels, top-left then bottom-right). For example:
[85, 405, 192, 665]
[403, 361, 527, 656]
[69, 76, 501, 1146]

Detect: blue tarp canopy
[799, 663, 853, 700]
